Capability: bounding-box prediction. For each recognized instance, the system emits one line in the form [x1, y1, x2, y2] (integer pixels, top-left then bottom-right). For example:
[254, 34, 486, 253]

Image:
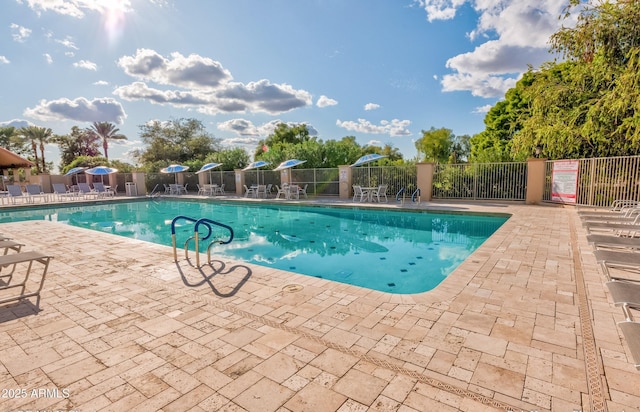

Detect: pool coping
[0, 197, 636, 411]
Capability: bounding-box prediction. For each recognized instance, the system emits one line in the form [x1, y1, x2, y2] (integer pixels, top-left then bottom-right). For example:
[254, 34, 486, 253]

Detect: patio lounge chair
[6, 185, 28, 204]
[93, 182, 115, 197]
[78, 183, 99, 199]
[594, 249, 640, 281]
[52, 183, 77, 201]
[585, 222, 640, 237]
[244, 185, 256, 198]
[618, 321, 640, 370]
[587, 234, 640, 250]
[0, 251, 54, 309]
[25, 184, 49, 203]
[215, 184, 225, 195]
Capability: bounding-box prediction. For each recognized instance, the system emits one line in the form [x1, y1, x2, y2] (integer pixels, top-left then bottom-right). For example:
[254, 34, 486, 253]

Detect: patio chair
[275, 185, 286, 199]
[197, 184, 206, 196]
[215, 184, 225, 195]
[6, 185, 29, 204]
[163, 184, 171, 194]
[244, 185, 256, 198]
[298, 184, 308, 199]
[78, 183, 99, 199]
[352, 185, 370, 202]
[25, 184, 49, 203]
[372, 184, 388, 202]
[587, 234, 640, 250]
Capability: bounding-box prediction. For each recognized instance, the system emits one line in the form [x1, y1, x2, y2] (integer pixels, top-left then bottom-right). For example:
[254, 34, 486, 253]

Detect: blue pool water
[0, 200, 508, 294]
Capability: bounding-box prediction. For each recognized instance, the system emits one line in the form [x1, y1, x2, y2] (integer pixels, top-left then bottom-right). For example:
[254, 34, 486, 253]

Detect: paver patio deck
[0, 198, 638, 411]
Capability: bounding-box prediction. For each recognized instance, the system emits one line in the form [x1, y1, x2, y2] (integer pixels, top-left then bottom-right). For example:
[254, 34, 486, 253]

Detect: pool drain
[282, 284, 304, 293]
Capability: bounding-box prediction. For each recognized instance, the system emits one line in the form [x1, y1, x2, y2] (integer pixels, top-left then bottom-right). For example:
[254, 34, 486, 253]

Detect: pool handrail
[194, 218, 234, 267]
[170, 215, 213, 262]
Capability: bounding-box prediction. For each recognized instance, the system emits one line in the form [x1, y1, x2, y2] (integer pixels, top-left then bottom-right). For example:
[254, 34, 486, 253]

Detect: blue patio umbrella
[64, 166, 87, 185]
[243, 161, 270, 185]
[274, 159, 306, 184]
[85, 165, 118, 184]
[195, 162, 223, 184]
[161, 164, 190, 183]
[350, 154, 387, 186]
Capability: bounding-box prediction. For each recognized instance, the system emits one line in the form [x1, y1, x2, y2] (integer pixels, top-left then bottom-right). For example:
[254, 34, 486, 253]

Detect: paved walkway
[0, 199, 638, 411]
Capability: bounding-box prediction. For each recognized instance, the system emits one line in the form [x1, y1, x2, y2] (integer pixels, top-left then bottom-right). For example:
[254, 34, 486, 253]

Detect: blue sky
[1, 0, 573, 170]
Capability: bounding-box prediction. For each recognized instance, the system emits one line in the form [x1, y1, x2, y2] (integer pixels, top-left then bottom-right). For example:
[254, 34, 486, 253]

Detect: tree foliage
[473, 0, 640, 160]
[89, 122, 127, 162]
[53, 126, 101, 170]
[134, 118, 222, 172]
[17, 126, 53, 173]
[414, 127, 467, 163]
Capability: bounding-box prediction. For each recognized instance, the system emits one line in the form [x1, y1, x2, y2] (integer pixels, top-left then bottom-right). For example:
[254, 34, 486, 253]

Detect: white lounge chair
[78, 183, 99, 199]
[298, 184, 308, 198]
[25, 184, 49, 203]
[52, 183, 77, 201]
[244, 185, 256, 198]
[275, 185, 286, 199]
[93, 182, 115, 197]
[6, 185, 28, 204]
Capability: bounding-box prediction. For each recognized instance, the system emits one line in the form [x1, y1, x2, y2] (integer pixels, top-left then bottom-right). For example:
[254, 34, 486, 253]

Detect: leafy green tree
[64, 155, 109, 173]
[255, 123, 312, 159]
[322, 136, 363, 167]
[89, 122, 127, 162]
[476, 0, 640, 160]
[53, 126, 101, 170]
[17, 126, 53, 173]
[134, 118, 222, 172]
[209, 148, 250, 170]
[415, 127, 455, 163]
[0, 126, 24, 154]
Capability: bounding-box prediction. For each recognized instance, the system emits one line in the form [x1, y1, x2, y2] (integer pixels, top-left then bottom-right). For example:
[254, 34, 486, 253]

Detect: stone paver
[0, 198, 638, 411]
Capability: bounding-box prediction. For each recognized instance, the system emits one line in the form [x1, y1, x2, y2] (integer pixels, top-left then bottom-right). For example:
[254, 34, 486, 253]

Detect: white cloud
[0, 56, 9, 64]
[10, 23, 32, 42]
[473, 104, 493, 114]
[114, 49, 313, 115]
[417, 0, 574, 98]
[94, 80, 109, 86]
[73, 60, 98, 70]
[24, 97, 127, 124]
[217, 119, 261, 137]
[366, 139, 384, 147]
[316, 95, 338, 107]
[43, 53, 53, 64]
[364, 103, 380, 111]
[18, 0, 133, 18]
[0, 119, 34, 128]
[217, 118, 318, 138]
[117, 49, 233, 89]
[336, 118, 412, 137]
[56, 37, 79, 50]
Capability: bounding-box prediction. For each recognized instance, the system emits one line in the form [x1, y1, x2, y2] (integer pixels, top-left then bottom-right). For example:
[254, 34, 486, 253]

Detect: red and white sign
[551, 160, 579, 204]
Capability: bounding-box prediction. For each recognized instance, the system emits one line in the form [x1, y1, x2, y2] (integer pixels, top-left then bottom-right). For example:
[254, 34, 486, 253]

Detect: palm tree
[18, 126, 52, 173]
[90, 122, 127, 162]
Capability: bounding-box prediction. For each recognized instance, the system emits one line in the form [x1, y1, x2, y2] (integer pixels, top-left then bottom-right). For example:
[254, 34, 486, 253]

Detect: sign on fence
[551, 160, 579, 204]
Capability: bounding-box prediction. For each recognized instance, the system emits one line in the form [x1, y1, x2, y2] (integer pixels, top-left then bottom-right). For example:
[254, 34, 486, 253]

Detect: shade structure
[243, 161, 270, 185]
[0, 146, 34, 169]
[273, 159, 306, 171]
[350, 154, 387, 186]
[64, 166, 87, 185]
[160, 164, 190, 184]
[64, 166, 87, 176]
[85, 166, 118, 185]
[274, 159, 306, 184]
[195, 162, 223, 185]
[350, 153, 387, 167]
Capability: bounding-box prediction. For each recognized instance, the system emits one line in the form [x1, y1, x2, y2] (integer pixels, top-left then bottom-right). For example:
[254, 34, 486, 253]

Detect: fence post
[526, 158, 546, 204]
[338, 165, 352, 199]
[416, 163, 434, 202]
[234, 169, 245, 196]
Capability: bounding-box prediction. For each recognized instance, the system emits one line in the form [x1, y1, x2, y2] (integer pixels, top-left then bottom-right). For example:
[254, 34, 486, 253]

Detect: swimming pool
[0, 200, 508, 294]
